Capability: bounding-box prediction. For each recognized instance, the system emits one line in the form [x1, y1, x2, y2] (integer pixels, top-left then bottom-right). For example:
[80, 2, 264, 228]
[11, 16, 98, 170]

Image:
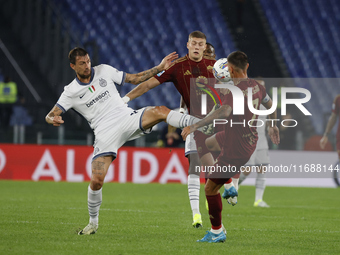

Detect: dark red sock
[206, 193, 222, 229]
[225, 178, 232, 184]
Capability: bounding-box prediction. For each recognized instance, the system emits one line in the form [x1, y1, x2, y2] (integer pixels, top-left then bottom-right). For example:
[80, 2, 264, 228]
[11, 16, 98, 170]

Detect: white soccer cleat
[254, 199, 270, 208]
[78, 222, 98, 235]
[227, 196, 238, 206]
[222, 224, 227, 235]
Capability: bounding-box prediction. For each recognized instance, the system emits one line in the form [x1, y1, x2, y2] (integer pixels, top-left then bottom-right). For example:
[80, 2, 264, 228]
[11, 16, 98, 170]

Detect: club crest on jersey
[99, 78, 107, 87]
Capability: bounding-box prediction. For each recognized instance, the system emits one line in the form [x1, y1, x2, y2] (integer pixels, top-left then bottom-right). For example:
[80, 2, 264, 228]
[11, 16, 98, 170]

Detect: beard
[78, 70, 91, 80]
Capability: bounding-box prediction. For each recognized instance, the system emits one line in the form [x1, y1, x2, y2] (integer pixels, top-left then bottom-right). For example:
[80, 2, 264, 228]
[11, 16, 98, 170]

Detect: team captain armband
[262, 94, 270, 104]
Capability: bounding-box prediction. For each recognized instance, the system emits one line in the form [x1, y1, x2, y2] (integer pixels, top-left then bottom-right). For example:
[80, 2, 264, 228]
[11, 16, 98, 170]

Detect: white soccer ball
[213, 58, 231, 82]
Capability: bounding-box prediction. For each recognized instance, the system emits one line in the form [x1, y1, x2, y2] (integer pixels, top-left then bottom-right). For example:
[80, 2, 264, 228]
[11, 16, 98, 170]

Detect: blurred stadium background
[0, 0, 339, 161]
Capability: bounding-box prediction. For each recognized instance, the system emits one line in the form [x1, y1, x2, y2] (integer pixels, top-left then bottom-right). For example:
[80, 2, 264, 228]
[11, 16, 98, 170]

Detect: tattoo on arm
[125, 66, 161, 85]
[48, 106, 62, 118]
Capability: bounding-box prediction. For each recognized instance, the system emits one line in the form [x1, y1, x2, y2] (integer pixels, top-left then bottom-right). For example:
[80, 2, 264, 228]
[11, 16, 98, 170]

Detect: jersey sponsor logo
[184, 70, 192, 75]
[88, 85, 96, 93]
[99, 78, 107, 87]
[86, 90, 110, 107]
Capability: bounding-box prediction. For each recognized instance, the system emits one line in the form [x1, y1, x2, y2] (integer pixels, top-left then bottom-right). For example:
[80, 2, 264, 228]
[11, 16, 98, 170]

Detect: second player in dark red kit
[182, 51, 280, 243]
[124, 31, 219, 228]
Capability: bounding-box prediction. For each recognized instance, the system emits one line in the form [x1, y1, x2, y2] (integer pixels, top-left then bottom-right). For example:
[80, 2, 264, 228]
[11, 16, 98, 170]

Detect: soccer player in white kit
[45, 47, 202, 235]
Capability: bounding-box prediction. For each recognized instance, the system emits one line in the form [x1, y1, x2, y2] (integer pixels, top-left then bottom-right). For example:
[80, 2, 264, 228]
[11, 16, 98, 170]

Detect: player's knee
[204, 184, 214, 195]
[204, 182, 219, 195]
[91, 176, 104, 190]
[205, 137, 218, 152]
[153, 106, 171, 119]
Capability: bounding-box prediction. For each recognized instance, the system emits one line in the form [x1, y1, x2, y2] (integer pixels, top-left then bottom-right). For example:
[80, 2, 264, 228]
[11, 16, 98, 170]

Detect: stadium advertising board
[0, 144, 189, 183]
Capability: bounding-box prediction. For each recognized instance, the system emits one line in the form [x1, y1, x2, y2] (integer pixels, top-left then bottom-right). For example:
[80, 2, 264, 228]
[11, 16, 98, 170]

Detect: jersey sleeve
[56, 89, 73, 113]
[105, 64, 125, 86]
[154, 63, 175, 83]
[332, 95, 340, 115]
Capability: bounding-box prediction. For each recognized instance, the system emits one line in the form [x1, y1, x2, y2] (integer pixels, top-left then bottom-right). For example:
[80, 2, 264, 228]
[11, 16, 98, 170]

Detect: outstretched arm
[45, 105, 64, 126]
[123, 77, 161, 102]
[320, 112, 337, 149]
[124, 52, 178, 85]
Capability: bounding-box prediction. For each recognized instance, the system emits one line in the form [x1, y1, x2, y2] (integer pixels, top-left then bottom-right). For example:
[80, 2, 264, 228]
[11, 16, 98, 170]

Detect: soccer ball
[213, 58, 231, 82]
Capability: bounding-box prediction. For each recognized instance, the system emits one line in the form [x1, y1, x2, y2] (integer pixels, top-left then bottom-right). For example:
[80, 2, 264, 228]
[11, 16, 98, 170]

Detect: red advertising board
[0, 144, 190, 183]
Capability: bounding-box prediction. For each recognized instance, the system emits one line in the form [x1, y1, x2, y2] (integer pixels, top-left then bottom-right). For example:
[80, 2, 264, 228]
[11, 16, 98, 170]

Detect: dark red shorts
[207, 159, 245, 185]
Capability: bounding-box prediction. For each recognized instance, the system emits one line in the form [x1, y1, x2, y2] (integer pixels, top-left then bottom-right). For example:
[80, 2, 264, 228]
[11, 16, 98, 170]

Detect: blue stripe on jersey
[92, 152, 117, 161]
[75, 67, 95, 85]
[120, 72, 126, 86]
[56, 103, 66, 113]
[139, 108, 153, 134]
[185, 150, 198, 157]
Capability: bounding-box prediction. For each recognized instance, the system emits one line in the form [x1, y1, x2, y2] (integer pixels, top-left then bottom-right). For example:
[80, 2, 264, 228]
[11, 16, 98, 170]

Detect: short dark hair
[188, 31, 207, 41]
[68, 47, 88, 64]
[206, 42, 214, 48]
[227, 51, 248, 70]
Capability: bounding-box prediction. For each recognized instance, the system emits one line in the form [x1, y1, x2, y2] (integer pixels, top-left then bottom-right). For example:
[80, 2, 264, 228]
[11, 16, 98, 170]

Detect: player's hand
[320, 135, 328, 149]
[52, 116, 64, 126]
[158, 52, 178, 70]
[268, 125, 280, 145]
[181, 124, 198, 140]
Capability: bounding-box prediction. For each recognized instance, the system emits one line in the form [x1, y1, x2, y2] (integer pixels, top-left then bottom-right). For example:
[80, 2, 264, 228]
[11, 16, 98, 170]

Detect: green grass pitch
[0, 180, 339, 254]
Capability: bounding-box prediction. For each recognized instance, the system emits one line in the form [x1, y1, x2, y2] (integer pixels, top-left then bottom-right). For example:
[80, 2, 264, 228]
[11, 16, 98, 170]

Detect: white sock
[224, 180, 234, 190]
[210, 227, 222, 234]
[166, 110, 200, 129]
[88, 185, 102, 225]
[188, 174, 200, 217]
[255, 172, 266, 201]
[232, 178, 239, 191]
[238, 172, 247, 185]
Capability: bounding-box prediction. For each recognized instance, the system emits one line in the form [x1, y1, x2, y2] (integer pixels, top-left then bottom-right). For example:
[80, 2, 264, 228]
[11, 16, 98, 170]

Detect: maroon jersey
[154, 54, 217, 118]
[218, 79, 267, 165]
[332, 94, 340, 145]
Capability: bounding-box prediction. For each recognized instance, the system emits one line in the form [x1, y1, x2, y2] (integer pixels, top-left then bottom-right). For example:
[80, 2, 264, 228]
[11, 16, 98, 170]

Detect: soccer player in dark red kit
[124, 31, 219, 228]
[320, 94, 340, 160]
[182, 51, 280, 242]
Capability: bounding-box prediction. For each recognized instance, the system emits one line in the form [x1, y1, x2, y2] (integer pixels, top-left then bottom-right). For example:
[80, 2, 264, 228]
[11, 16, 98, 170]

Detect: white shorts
[92, 107, 150, 160]
[185, 133, 197, 157]
[245, 149, 270, 166]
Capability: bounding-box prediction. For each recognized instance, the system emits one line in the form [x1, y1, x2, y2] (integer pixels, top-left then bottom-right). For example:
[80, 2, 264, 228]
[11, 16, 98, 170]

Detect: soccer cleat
[192, 214, 203, 228]
[78, 222, 98, 235]
[222, 186, 238, 206]
[222, 224, 227, 235]
[222, 186, 238, 199]
[197, 230, 226, 243]
[227, 196, 238, 206]
[254, 199, 270, 207]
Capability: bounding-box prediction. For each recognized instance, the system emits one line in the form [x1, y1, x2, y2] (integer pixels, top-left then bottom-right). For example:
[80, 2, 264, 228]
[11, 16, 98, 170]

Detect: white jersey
[57, 64, 128, 132]
[256, 104, 269, 150]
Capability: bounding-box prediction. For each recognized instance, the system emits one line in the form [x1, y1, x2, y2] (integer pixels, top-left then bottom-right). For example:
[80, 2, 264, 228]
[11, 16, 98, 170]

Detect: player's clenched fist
[53, 116, 64, 126]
